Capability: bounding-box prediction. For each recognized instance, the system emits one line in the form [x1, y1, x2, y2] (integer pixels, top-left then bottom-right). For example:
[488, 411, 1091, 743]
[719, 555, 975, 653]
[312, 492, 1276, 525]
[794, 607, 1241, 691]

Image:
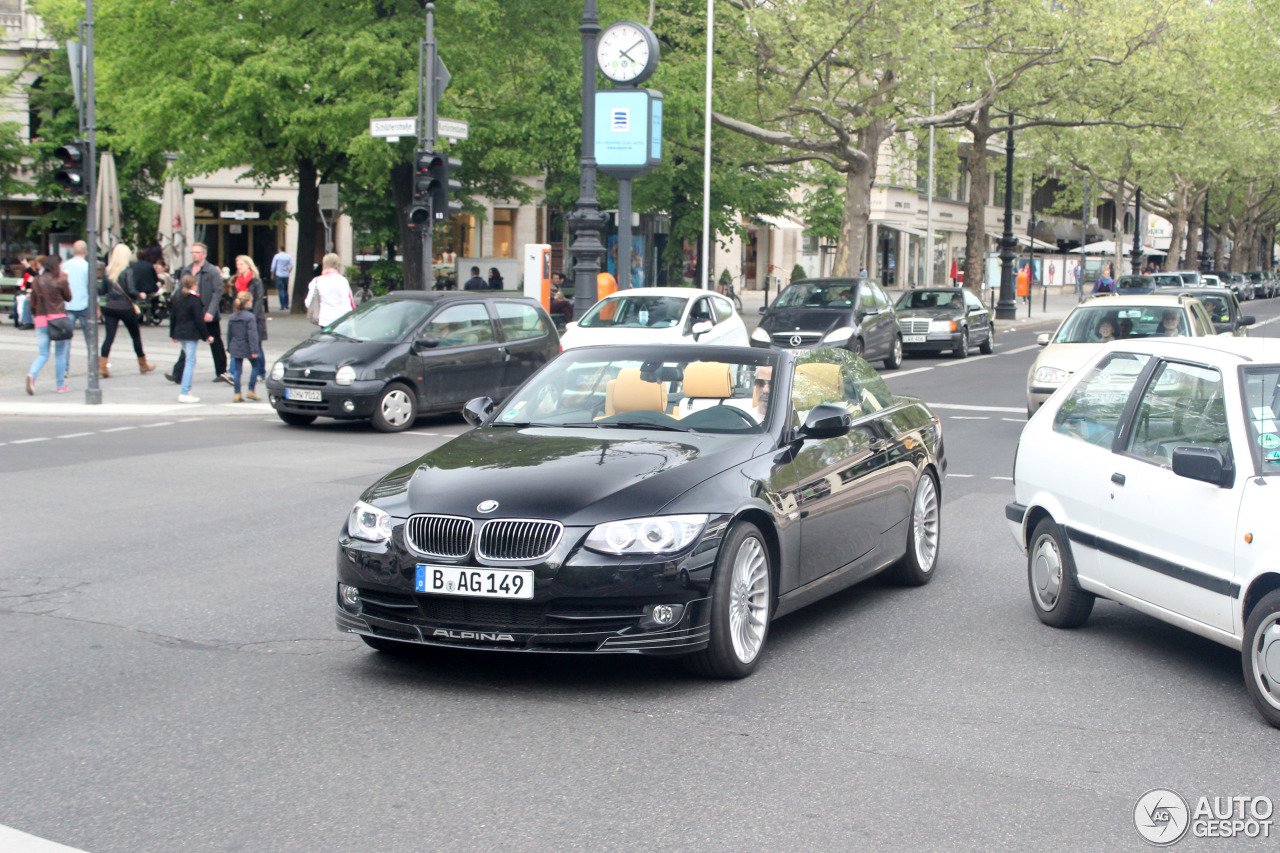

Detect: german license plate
[285, 388, 322, 402]
[416, 565, 534, 600]
[903, 335, 927, 343]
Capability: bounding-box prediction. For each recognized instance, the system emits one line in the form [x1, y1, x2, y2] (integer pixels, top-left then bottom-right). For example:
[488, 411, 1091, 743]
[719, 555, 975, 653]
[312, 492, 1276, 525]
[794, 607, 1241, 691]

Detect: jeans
[179, 340, 198, 394]
[30, 325, 70, 387]
[172, 317, 226, 379]
[230, 354, 266, 394]
[275, 275, 290, 310]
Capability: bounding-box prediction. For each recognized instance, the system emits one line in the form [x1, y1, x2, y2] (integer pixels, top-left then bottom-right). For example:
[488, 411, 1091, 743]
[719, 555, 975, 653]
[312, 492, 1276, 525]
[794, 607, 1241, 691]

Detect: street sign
[370, 117, 469, 141]
[318, 183, 339, 210]
[219, 210, 260, 221]
[437, 117, 469, 140]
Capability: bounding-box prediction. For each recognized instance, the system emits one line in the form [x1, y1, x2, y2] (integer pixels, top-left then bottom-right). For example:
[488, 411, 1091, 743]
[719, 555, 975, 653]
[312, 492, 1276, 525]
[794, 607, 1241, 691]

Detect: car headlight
[335, 365, 356, 386]
[347, 500, 393, 543]
[585, 514, 709, 556]
[822, 326, 855, 343]
[750, 326, 771, 343]
[1034, 366, 1070, 384]
[929, 319, 957, 333]
[270, 361, 285, 381]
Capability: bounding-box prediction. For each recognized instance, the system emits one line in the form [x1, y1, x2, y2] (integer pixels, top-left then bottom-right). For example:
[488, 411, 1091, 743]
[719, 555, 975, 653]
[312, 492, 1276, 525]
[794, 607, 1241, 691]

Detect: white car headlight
[750, 326, 771, 343]
[822, 326, 855, 343]
[929, 319, 957, 333]
[335, 365, 356, 386]
[270, 361, 285, 381]
[1034, 366, 1070, 385]
[347, 500, 393, 543]
[585, 514, 709, 556]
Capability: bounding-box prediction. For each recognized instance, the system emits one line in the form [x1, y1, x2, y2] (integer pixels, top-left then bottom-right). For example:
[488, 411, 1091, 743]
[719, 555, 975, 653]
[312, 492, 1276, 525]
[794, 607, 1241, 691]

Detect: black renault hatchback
[749, 277, 903, 369]
[267, 292, 559, 432]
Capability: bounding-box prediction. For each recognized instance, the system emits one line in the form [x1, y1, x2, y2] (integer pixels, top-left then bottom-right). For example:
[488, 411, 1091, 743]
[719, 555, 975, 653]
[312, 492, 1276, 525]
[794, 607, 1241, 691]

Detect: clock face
[597, 22, 656, 84]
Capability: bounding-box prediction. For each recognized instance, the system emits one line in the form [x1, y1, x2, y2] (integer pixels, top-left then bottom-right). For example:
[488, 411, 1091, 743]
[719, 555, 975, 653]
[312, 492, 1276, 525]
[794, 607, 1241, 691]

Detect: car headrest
[683, 362, 733, 398]
[612, 368, 668, 414]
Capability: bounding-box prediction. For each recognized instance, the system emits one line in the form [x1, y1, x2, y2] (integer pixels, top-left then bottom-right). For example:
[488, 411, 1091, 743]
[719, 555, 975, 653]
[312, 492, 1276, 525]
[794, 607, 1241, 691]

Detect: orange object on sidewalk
[1016, 266, 1030, 298]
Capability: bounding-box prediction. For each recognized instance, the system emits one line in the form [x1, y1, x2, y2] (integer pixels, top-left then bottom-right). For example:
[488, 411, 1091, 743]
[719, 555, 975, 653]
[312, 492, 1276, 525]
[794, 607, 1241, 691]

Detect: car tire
[1243, 589, 1280, 728]
[885, 471, 940, 586]
[979, 327, 995, 354]
[883, 335, 903, 370]
[1027, 517, 1094, 628]
[852, 337, 865, 358]
[684, 521, 772, 679]
[953, 329, 970, 359]
[276, 411, 317, 427]
[361, 634, 417, 655]
[371, 382, 418, 433]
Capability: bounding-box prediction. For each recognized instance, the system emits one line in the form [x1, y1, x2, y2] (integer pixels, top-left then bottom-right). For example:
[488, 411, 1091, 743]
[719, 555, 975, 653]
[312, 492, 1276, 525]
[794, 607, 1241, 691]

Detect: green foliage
[790, 264, 808, 284]
[717, 267, 732, 287]
[366, 259, 404, 295]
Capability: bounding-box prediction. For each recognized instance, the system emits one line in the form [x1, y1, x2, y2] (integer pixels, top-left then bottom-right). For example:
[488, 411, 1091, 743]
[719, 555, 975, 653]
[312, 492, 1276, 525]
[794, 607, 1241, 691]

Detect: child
[169, 274, 210, 403]
[225, 289, 262, 402]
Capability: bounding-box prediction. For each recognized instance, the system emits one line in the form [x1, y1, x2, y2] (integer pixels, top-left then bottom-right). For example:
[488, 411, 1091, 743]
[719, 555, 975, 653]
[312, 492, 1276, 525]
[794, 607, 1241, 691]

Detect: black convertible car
[336, 344, 945, 677]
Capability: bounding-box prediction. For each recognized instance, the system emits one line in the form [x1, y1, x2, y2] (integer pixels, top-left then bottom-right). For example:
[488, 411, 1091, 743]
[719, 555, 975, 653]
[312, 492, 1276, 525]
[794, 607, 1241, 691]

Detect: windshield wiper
[489, 420, 557, 428]
[602, 420, 690, 432]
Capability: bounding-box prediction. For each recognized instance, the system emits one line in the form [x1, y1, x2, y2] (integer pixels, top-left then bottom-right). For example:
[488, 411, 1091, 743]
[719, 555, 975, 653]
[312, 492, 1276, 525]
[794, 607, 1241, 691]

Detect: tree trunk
[1213, 226, 1226, 269]
[1165, 186, 1187, 274]
[1184, 205, 1200, 269]
[292, 157, 320, 312]
[1110, 186, 1130, 275]
[830, 119, 887, 277]
[390, 160, 426, 290]
[962, 112, 991, 294]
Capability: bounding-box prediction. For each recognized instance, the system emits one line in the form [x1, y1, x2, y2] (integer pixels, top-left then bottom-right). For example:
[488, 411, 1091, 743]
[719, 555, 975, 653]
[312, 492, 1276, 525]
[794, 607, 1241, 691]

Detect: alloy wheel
[912, 475, 940, 572]
[728, 536, 770, 663]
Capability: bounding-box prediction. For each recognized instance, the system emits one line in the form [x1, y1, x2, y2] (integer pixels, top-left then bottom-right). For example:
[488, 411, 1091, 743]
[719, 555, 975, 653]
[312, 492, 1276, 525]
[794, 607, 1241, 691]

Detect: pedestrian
[15, 256, 35, 329]
[226, 290, 262, 402]
[304, 253, 355, 326]
[858, 267, 868, 278]
[548, 272, 573, 324]
[233, 254, 268, 392]
[169, 274, 211, 403]
[99, 242, 156, 377]
[25, 255, 72, 395]
[1091, 262, 1115, 296]
[166, 242, 229, 385]
[1073, 260, 1083, 299]
[487, 267, 504, 290]
[270, 246, 292, 311]
[463, 265, 487, 290]
[62, 240, 94, 357]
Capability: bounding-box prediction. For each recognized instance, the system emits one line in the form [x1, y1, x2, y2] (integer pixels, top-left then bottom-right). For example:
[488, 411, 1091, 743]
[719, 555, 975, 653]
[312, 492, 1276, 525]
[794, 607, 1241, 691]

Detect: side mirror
[1240, 315, 1256, 327]
[413, 335, 440, 352]
[691, 320, 713, 340]
[1171, 445, 1232, 487]
[1037, 333, 1050, 346]
[797, 403, 852, 440]
[462, 396, 495, 427]
[758, 306, 767, 315]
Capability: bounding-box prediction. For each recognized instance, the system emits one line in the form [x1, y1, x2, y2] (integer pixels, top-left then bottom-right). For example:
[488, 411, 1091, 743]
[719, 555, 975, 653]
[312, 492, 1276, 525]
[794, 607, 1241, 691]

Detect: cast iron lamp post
[567, 1, 610, 321]
[995, 112, 1018, 320]
[1131, 185, 1143, 274]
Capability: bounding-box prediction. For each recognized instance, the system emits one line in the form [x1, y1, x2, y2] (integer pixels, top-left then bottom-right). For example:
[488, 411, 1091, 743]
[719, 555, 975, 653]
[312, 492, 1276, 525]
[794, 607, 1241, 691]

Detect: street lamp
[567, 0, 610, 321]
[995, 112, 1018, 320]
[1131, 185, 1143, 274]
[1200, 190, 1210, 272]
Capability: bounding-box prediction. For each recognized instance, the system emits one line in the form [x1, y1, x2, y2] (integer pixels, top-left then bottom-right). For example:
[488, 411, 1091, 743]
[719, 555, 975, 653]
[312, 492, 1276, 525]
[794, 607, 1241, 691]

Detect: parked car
[1007, 336, 1280, 727]
[891, 286, 994, 357]
[1026, 293, 1217, 416]
[1208, 269, 1250, 301]
[266, 292, 559, 432]
[750, 277, 903, 370]
[1115, 274, 1154, 295]
[1151, 273, 1186, 290]
[1245, 270, 1274, 299]
[336, 345, 945, 677]
[560, 287, 748, 350]
[1174, 270, 1202, 287]
[1175, 287, 1255, 336]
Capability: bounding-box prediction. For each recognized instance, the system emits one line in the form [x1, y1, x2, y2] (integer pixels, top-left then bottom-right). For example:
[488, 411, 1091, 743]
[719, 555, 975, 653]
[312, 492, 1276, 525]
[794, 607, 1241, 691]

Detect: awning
[985, 231, 1055, 250]
[751, 212, 805, 230]
[881, 223, 928, 238]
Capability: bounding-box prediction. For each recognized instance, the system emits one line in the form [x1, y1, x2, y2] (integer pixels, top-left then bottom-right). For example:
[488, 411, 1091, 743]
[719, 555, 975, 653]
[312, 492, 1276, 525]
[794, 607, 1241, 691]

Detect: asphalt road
[3, 301, 1280, 852]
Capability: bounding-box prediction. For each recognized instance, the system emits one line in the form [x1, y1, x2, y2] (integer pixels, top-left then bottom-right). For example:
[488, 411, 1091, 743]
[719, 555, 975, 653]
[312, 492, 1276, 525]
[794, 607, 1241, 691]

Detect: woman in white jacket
[305, 253, 355, 326]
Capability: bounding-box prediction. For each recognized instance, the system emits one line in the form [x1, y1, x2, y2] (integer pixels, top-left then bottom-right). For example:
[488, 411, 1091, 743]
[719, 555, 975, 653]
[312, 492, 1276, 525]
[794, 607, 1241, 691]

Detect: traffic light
[426, 152, 462, 220]
[407, 149, 433, 227]
[53, 140, 88, 194]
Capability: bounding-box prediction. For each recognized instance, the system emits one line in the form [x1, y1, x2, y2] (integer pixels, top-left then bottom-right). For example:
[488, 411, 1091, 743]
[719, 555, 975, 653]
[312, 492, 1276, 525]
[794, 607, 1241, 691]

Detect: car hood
[365, 427, 765, 525]
[561, 325, 681, 350]
[1031, 341, 1106, 380]
[281, 336, 400, 368]
[758, 308, 850, 334]
[894, 306, 960, 321]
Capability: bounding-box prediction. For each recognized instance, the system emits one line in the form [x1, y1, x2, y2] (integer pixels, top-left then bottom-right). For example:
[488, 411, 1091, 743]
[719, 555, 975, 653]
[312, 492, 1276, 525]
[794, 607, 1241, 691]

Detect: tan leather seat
[677, 361, 734, 418]
[604, 368, 668, 417]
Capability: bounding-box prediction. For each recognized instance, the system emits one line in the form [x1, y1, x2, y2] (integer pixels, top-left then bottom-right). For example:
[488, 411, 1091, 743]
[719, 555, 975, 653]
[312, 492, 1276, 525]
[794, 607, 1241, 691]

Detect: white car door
[1102, 359, 1239, 633]
[710, 294, 749, 345]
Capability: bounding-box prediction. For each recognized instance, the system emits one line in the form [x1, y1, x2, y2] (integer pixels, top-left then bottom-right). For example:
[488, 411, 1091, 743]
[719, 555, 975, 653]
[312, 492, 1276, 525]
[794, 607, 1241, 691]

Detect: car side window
[1051, 352, 1151, 448]
[1126, 362, 1229, 466]
[712, 295, 734, 321]
[1190, 303, 1213, 336]
[871, 283, 891, 310]
[858, 286, 876, 313]
[421, 303, 496, 348]
[963, 291, 984, 312]
[688, 297, 715, 330]
[493, 302, 549, 341]
[792, 351, 894, 420]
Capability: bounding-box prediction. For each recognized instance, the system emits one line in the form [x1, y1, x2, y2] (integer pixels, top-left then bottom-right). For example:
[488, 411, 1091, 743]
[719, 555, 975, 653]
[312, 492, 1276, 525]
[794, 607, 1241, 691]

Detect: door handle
[1111, 473, 1126, 486]
[499, 346, 511, 362]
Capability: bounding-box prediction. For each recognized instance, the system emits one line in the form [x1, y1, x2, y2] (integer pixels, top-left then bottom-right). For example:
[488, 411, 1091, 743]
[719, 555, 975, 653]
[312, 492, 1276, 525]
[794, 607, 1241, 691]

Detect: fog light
[647, 603, 683, 626]
[342, 400, 356, 413]
[338, 583, 361, 612]
[270, 395, 278, 406]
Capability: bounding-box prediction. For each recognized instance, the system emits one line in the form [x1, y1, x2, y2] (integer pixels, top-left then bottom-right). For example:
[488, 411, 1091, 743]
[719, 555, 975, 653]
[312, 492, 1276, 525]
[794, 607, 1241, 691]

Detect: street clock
[597, 21, 659, 86]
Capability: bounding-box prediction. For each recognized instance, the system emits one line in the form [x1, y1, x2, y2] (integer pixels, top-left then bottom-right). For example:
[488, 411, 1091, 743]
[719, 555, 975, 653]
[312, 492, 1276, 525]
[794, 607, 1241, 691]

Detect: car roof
[599, 287, 708, 299]
[1077, 293, 1192, 307]
[1101, 336, 1280, 365]
[381, 291, 541, 305]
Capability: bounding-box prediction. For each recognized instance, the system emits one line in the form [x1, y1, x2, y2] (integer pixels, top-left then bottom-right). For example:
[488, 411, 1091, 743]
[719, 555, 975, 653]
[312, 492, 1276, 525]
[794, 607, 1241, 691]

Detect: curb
[0, 401, 275, 418]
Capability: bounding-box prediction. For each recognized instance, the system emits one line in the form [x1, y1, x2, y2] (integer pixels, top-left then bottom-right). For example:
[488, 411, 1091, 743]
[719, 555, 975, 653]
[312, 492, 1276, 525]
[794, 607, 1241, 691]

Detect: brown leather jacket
[29, 272, 72, 317]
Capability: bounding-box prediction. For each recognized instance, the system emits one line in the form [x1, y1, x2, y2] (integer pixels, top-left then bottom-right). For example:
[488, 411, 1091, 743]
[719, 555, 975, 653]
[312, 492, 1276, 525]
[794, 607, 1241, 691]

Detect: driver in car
[753, 367, 772, 420]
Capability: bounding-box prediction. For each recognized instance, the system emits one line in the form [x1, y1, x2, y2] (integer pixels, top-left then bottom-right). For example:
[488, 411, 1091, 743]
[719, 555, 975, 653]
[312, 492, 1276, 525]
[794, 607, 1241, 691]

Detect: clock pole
[568, 0, 608, 321]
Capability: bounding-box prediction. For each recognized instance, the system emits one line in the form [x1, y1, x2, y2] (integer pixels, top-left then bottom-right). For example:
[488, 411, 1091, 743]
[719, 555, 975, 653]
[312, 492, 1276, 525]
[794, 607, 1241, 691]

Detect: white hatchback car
[1007, 336, 1280, 726]
[560, 287, 749, 351]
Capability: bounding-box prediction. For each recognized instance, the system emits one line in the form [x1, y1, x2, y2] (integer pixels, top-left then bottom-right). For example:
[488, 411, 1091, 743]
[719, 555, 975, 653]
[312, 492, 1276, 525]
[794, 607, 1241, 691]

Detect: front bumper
[901, 330, 962, 353]
[335, 518, 728, 655]
[265, 378, 383, 420]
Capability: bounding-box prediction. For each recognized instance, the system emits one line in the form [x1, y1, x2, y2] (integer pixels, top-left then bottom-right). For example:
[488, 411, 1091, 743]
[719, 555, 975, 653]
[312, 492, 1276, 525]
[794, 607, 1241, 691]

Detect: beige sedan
[1026, 294, 1217, 416]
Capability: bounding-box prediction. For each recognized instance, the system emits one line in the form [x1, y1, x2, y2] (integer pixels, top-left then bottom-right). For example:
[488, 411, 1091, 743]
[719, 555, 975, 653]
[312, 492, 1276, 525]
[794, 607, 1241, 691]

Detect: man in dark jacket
[463, 266, 487, 291]
[166, 242, 230, 384]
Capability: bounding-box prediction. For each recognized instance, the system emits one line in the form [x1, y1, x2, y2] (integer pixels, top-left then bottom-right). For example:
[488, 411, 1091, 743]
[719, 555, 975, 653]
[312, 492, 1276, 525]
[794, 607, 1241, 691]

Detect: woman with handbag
[99, 242, 155, 377]
[25, 255, 73, 395]
[304, 253, 355, 327]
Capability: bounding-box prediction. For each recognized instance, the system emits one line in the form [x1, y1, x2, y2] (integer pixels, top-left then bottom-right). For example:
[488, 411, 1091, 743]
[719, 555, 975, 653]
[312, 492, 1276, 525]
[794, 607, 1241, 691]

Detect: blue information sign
[595, 89, 662, 178]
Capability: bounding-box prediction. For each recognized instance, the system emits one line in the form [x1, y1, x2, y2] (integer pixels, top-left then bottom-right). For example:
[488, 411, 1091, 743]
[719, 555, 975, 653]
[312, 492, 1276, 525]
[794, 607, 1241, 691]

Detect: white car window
[712, 295, 735, 321]
[1051, 352, 1152, 447]
[1126, 362, 1228, 465]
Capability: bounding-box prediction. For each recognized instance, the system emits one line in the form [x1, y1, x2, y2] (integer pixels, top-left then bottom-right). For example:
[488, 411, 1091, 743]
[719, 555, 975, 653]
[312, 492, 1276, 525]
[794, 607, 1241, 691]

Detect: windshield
[1243, 367, 1280, 475]
[325, 299, 433, 343]
[775, 282, 857, 309]
[1152, 275, 1183, 288]
[491, 349, 778, 433]
[895, 290, 961, 310]
[577, 294, 688, 329]
[1054, 304, 1190, 343]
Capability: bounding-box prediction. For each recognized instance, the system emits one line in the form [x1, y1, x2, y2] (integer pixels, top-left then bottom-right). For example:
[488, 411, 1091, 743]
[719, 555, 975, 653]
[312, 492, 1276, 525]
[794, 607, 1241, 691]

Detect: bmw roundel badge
[477, 500, 499, 513]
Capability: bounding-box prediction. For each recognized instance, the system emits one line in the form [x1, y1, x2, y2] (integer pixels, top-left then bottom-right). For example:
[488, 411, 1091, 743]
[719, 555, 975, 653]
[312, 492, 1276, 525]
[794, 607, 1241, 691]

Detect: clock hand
[619, 39, 644, 61]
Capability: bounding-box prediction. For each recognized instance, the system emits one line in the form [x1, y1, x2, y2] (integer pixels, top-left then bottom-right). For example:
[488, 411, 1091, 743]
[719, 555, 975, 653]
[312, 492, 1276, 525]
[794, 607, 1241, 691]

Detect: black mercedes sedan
[266, 292, 559, 432]
[892, 287, 994, 358]
[336, 344, 945, 677]
[749, 277, 904, 370]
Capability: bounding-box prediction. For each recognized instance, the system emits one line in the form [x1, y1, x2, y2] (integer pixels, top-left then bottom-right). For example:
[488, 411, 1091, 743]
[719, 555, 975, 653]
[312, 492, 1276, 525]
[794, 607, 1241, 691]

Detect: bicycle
[717, 279, 744, 312]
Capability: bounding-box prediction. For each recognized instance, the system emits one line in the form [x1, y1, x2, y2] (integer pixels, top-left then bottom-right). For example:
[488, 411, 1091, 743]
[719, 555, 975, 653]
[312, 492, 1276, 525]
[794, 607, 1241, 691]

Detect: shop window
[493, 208, 517, 259]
